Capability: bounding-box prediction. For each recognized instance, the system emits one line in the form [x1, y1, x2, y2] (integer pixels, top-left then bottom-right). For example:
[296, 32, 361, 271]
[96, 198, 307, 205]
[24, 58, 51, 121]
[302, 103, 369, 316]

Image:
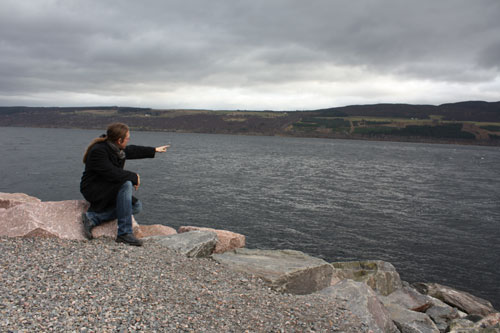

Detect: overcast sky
[1, 0, 499, 110]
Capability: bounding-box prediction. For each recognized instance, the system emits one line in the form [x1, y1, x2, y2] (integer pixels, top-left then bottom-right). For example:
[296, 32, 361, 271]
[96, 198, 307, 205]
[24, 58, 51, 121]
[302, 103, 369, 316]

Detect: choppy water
[1, 126, 499, 308]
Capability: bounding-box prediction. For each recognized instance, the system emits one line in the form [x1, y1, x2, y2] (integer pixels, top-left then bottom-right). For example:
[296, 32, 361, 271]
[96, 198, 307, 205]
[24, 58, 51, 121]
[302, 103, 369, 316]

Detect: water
[1, 126, 499, 308]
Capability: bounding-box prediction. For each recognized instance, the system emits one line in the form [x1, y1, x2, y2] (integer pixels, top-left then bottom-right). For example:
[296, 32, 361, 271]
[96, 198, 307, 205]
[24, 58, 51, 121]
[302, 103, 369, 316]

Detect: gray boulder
[425, 300, 461, 332]
[150, 230, 217, 258]
[413, 283, 497, 317]
[384, 303, 440, 333]
[320, 280, 399, 333]
[331, 260, 403, 296]
[212, 248, 333, 295]
[380, 283, 461, 332]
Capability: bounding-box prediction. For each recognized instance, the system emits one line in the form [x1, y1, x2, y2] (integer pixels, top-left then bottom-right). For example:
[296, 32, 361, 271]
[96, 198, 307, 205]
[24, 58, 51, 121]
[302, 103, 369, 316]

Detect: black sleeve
[124, 145, 156, 160]
[86, 146, 139, 185]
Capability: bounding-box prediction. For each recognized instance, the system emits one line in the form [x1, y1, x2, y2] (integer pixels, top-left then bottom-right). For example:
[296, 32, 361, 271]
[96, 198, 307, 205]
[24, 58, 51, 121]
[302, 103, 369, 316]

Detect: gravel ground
[0, 237, 366, 332]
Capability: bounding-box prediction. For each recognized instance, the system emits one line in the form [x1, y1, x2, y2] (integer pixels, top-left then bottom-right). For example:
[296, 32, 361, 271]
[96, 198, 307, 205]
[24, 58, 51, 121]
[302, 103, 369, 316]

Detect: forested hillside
[1, 101, 499, 145]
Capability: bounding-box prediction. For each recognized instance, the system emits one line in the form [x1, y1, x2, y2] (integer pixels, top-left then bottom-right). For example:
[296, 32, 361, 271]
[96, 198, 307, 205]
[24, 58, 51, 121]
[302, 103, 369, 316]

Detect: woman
[80, 123, 169, 246]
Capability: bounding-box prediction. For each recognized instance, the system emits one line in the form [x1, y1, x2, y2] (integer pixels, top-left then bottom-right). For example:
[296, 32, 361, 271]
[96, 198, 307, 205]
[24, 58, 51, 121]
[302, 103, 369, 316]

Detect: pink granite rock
[0, 199, 139, 240]
[178, 226, 245, 253]
[478, 312, 500, 328]
[0, 192, 41, 209]
[136, 224, 177, 238]
[0, 200, 90, 240]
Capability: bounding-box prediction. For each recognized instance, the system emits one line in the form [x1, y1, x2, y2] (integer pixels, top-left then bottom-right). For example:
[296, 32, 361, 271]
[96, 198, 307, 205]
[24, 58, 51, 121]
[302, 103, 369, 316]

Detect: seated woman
[80, 122, 169, 246]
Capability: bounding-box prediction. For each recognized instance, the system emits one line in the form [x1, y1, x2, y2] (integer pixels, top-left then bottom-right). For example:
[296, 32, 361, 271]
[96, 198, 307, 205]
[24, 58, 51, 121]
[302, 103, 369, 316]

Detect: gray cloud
[0, 0, 499, 109]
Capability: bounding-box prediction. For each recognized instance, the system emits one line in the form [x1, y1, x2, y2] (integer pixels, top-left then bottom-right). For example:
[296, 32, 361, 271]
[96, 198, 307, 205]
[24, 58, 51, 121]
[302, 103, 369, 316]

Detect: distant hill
[1, 101, 499, 146]
[315, 101, 500, 122]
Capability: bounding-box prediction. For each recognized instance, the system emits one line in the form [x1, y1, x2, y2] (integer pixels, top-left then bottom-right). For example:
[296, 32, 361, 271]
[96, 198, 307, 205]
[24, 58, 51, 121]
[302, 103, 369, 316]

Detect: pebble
[0, 237, 366, 331]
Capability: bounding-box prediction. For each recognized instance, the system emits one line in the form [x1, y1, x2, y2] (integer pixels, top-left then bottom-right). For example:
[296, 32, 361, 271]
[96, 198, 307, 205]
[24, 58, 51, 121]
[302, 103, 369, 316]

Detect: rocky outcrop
[413, 282, 497, 317]
[178, 226, 245, 253]
[213, 248, 333, 295]
[148, 230, 217, 258]
[0, 192, 41, 209]
[328, 263, 500, 332]
[320, 280, 399, 333]
[331, 260, 403, 296]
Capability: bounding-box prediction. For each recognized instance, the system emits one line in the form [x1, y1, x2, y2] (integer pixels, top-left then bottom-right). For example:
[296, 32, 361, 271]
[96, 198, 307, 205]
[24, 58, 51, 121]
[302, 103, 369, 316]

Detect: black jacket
[80, 141, 156, 212]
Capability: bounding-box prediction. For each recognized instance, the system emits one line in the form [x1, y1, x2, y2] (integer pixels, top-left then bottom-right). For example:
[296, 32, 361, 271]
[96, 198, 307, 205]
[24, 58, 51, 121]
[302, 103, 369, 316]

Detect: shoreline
[2, 124, 499, 148]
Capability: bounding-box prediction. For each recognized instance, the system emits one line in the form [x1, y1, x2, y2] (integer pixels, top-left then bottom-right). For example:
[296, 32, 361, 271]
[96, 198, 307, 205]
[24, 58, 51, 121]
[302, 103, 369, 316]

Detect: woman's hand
[135, 174, 140, 190]
[155, 144, 170, 153]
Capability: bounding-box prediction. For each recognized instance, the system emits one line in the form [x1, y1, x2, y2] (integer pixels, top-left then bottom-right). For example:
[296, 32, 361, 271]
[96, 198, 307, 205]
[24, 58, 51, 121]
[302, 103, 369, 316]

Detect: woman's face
[116, 131, 130, 149]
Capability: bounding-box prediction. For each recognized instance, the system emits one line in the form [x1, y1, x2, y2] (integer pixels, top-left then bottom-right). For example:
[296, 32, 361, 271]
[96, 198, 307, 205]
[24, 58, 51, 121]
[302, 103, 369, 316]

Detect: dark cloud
[479, 42, 500, 69]
[0, 0, 499, 109]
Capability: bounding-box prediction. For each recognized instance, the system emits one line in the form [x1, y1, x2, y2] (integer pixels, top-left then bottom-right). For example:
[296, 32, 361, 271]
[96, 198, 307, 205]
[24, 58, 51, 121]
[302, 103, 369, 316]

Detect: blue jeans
[85, 181, 142, 236]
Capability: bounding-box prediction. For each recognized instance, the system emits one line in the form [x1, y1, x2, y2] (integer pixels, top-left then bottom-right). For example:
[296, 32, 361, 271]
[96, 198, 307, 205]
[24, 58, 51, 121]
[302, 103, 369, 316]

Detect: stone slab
[212, 248, 333, 295]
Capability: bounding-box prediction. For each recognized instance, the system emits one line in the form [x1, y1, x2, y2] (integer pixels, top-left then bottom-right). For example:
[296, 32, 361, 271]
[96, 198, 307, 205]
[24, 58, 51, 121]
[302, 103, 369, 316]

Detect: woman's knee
[121, 180, 133, 190]
[119, 181, 134, 196]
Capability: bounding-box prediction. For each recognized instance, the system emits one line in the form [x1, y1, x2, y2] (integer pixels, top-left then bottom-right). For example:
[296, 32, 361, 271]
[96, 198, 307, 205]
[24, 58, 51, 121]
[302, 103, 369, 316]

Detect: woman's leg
[85, 196, 142, 228]
[116, 181, 134, 236]
[83, 207, 115, 239]
[85, 209, 116, 226]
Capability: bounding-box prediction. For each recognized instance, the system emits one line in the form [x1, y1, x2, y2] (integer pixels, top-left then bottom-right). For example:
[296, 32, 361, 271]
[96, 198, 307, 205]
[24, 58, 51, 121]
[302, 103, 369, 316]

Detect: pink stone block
[136, 224, 177, 238]
[0, 192, 41, 209]
[178, 226, 245, 253]
[0, 197, 138, 240]
[0, 200, 90, 240]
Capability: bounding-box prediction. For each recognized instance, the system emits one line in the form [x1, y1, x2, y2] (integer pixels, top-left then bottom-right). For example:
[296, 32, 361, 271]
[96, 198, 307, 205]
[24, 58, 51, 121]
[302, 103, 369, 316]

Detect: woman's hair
[83, 123, 130, 163]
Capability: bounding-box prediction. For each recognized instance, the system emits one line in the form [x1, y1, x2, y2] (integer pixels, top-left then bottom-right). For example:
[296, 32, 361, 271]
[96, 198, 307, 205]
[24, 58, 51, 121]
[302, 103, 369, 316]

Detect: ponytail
[82, 135, 107, 163]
